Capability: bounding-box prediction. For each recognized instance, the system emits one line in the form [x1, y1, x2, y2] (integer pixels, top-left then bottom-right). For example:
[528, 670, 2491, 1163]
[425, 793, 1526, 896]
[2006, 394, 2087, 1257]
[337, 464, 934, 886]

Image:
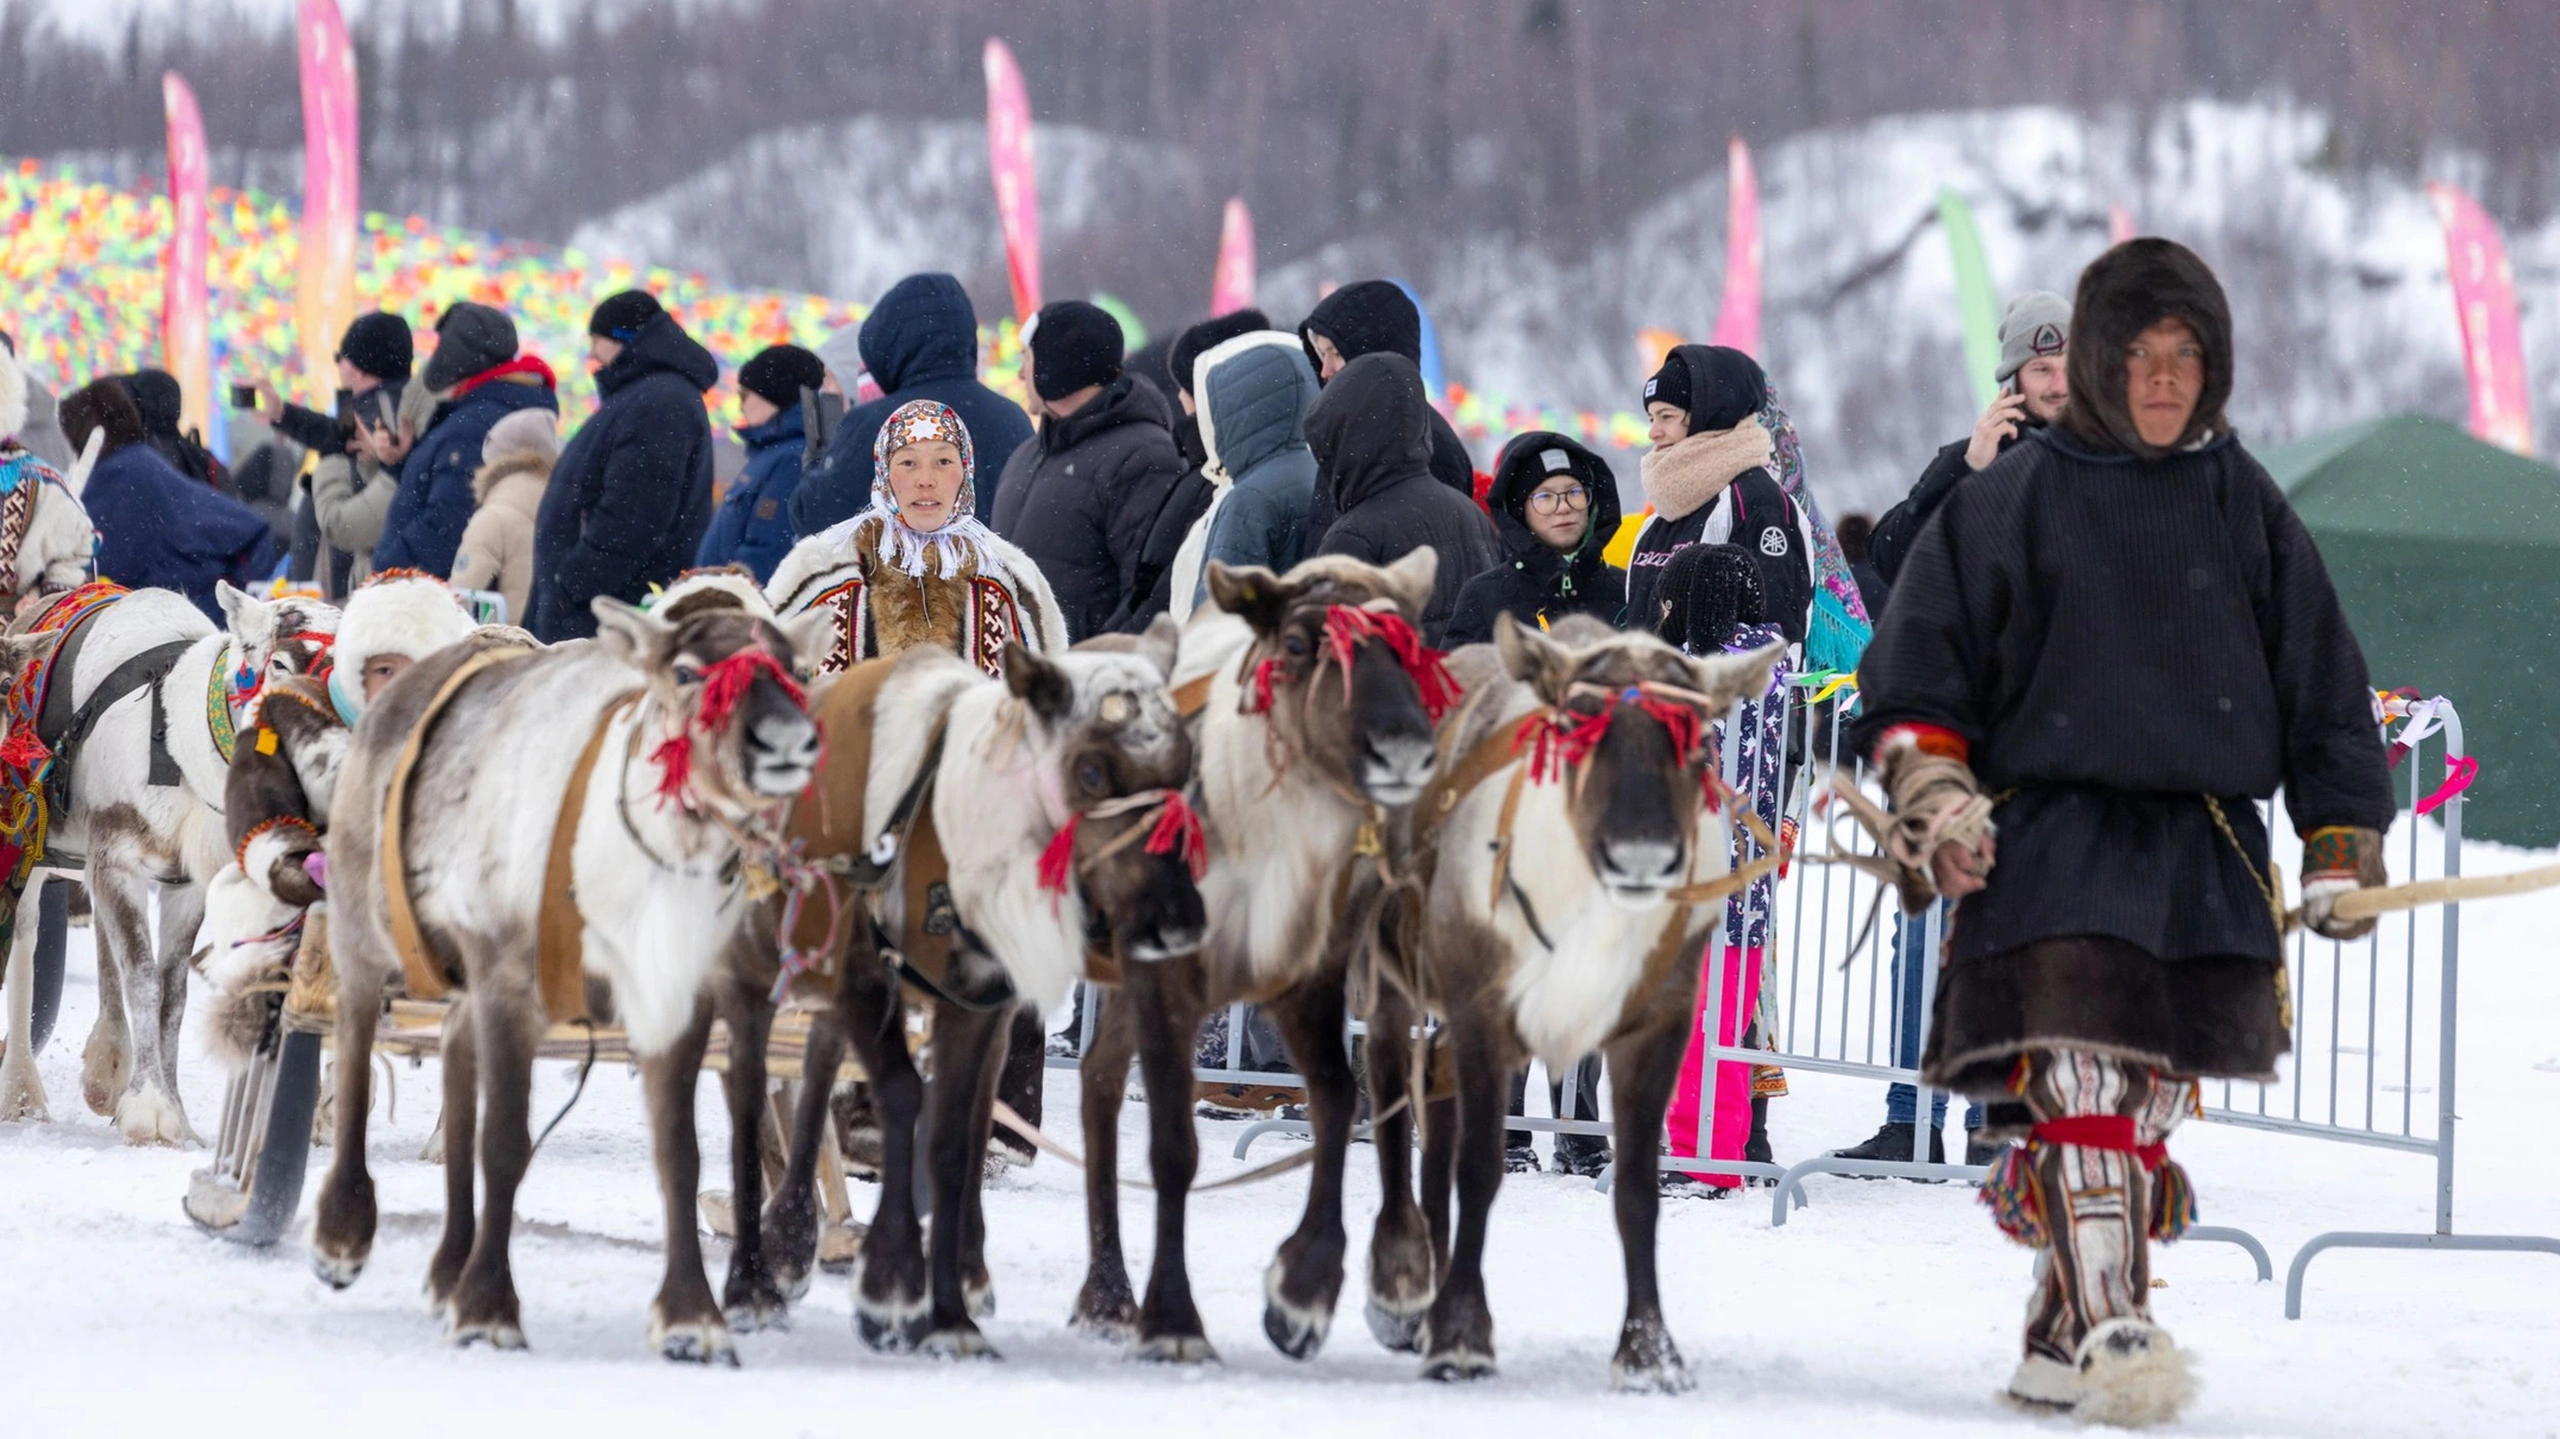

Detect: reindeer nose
[1601, 837, 1681, 886]
[1359, 732, 1436, 804]
[749, 712, 820, 790]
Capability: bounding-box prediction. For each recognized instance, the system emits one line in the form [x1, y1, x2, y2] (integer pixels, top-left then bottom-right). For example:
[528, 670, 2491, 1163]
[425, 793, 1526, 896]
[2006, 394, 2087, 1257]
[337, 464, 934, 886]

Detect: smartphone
[366, 389, 398, 429]
[229, 383, 258, 409]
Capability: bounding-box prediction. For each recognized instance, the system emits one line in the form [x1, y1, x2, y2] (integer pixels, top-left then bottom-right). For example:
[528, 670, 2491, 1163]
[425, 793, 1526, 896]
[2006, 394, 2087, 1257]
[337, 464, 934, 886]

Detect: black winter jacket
[1868, 421, 2041, 590]
[1445, 431, 1624, 645]
[789, 273, 1035, 535]
[527, 313, 719, 641]
[1306, 354, 1497, 646]
[1624, 465, 1812, 645]
[1100, 410, 1212, 634]
[1295, 280, 1475, 539]
[989, 372, 1187, 642]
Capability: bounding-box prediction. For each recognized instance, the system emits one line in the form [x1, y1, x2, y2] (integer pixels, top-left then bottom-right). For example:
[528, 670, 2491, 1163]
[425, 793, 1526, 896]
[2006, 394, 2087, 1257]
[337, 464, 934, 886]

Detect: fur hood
[0, 342, 25, 443]
[2061, 237, 2234, 459]
[330, 575, 479, 721]
[473, 450, 551, 507]
[1638, 417, 1774, 523]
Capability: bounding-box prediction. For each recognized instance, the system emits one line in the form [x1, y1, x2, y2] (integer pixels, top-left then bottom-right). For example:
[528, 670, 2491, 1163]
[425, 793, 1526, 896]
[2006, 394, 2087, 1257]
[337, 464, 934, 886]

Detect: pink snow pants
[1665, 943, 1763, 1186]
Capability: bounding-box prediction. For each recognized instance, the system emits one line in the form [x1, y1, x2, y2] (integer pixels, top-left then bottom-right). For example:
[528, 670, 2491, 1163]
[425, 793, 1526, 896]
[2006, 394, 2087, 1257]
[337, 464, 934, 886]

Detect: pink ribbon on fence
[2415, 755, 2479, 817]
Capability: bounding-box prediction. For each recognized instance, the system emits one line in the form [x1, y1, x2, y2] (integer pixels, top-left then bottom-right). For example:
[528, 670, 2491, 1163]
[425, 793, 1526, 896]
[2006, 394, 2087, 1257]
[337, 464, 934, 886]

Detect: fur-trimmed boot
[2071, 1317, 2194, 1428]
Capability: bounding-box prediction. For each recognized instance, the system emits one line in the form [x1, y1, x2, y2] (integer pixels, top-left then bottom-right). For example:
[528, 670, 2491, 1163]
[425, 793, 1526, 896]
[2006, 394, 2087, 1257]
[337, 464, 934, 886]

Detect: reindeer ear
[1204, 561, 1305, 635]
[590, 596, 671, 671]
[1493, 611, 1575, 705]
[61, 426, 103, 501]
[1134, 612, 1180, 680]
[776, 607, 838, 678]
[1682, 638, 1785, 711]
[1382, 547, 1439, 617]
[214, 580, 267, 635]
[1003, 642, 1075, 724]
[0, 631, 59, 683]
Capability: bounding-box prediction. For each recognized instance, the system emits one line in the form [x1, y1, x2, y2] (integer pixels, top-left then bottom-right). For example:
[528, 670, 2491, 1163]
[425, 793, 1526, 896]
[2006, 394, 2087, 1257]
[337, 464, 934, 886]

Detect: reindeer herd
[0, 464, 1783, 1390]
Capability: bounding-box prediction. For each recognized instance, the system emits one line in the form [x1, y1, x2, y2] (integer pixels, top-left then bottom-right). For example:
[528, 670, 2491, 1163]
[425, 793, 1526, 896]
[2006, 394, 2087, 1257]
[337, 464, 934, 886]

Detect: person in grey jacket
[1169, 329, 1319, 620]
[1307, 352, 1498, 644]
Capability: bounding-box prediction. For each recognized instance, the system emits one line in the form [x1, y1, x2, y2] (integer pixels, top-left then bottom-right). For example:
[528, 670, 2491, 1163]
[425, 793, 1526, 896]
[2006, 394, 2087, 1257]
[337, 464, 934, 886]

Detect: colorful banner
[1707, 137, 1762, 356]
[983, 37, 1042, 326]
[294, 0, 359, 403]
[2108, 204, 2136, 247]
[160, 72, 210, 440]
[1635, 327, 1684, 374]
[1209, 197, 1255, 317]
[2427, 181, 2535, 456]
[1938, 187, 2001, 410]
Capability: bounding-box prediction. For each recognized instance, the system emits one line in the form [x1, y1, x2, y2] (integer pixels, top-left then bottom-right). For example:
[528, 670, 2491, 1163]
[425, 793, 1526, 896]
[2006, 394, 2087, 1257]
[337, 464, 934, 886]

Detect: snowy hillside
[575, 97, 2553, 515]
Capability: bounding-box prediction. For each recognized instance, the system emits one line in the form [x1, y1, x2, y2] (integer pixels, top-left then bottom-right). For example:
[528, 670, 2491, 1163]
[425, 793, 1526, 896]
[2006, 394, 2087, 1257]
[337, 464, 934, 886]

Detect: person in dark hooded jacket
[1306, 353, 1497, 644]
[57, 378, 275, 620]
[1297, 280, 1476, 517]
[373, 301, 560, 578]
[1628, 344, 1815, 646]
[1446, 431, 1624, 645]
[790, 273, 1034, 535]
[1103, 307, 1272, 632]
[528, 291, 720, 641]
[990, 300, 1186, 642]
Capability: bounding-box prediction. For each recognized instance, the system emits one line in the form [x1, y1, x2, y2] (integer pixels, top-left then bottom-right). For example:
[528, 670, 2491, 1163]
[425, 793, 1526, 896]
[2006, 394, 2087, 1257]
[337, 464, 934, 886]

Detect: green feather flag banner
[1938, 187, 2001, 411]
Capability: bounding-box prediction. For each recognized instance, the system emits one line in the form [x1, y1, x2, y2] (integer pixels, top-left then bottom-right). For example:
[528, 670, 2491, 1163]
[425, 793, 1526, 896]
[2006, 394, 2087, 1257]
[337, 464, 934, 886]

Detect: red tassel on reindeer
[1145, 790, 1210, 879]
[1035, 812, 1084, 896]
[1321, 605, 1460, 722]
[698, 649, 803, 732]
[0, 723, 49, 776]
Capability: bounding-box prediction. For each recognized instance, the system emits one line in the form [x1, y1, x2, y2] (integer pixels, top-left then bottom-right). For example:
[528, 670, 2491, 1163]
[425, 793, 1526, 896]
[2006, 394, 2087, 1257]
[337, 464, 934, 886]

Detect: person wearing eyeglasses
[1444, 430, 1624, 647]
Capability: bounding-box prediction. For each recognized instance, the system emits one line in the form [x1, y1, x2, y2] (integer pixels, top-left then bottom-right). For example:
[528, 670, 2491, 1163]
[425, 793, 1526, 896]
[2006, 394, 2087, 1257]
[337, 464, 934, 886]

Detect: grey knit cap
[1995, 290, 2072, 383]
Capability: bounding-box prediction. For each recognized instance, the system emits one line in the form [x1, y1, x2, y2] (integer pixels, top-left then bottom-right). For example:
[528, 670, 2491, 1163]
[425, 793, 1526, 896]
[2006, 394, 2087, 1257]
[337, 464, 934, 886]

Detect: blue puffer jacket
[788, 273, 1035, 536]
[83, 442, 278, 621]
[372, 371, 559, 577]
[1192, 338, 1319, 607]
[527, 314, 720, 642]
[694, 406, 807, 584]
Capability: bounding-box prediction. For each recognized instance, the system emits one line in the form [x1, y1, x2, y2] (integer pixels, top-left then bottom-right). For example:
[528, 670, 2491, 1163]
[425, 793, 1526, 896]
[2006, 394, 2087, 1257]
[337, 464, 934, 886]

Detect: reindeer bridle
[1243, 598, 1460, 725]
[1034, 786, 1208, 902]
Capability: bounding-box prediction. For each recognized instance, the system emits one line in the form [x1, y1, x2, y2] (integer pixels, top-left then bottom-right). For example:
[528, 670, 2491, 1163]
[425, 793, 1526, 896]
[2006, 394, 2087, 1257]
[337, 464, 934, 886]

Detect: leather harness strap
[532, 694, 636, 1025]
[1170, 671, 1214, 719]
[380, 647, 532, 1006]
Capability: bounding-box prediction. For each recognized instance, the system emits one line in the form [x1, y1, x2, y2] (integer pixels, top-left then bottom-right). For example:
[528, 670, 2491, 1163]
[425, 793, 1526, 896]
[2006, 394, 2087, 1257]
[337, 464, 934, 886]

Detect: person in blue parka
[695, 344, 827, 584]
[56, 378, 276, 620]
[370, 301, 560, 579]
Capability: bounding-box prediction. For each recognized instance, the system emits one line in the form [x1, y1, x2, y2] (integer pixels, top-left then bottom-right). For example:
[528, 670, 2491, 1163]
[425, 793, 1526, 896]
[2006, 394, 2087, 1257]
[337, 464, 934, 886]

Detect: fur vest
[766, 515, 1068, 676]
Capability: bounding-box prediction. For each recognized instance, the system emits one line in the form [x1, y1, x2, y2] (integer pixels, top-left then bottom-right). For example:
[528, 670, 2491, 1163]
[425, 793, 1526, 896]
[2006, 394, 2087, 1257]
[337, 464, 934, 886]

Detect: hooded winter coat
[83, 439, 277, 621]
[988, 372, 1187, 642]
[1306, 354, 1498, 645]
[1626, 345, 1814, 645]
[1854, 237, 2394, 1093]
[527, 313, 719, 641]
[1297, 280, 1476, 510]
[789, 274, 1035, 535]
[1174, 333, 1320, 619]
[694, 405, 807, 584]
[1445, 431, 1625, 645]
[373, 361, 560, 578]
[450, 446, 552, 627]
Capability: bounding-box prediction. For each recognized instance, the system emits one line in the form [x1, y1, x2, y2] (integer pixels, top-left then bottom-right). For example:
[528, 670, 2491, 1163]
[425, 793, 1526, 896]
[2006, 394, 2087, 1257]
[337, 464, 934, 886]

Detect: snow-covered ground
[5, 835, 2556, 1438]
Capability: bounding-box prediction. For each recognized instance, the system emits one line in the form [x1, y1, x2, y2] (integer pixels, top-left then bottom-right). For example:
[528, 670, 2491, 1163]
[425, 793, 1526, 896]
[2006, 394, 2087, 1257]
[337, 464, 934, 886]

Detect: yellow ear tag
[254, 728, 279, 755]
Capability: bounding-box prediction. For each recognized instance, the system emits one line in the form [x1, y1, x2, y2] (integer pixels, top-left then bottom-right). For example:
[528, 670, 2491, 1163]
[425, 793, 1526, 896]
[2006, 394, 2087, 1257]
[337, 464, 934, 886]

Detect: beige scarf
[1639, 417, 1774, 523]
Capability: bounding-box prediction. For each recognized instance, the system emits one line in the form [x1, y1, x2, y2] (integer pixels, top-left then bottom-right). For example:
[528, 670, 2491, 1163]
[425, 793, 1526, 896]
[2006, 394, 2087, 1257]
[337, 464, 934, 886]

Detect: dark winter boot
[1828, 1121, 1945, 1173]
[1505, 1144, 1542, 1174]
[1965, 1132, 2007, 1167]
[1743, 1096, 1774, 1185]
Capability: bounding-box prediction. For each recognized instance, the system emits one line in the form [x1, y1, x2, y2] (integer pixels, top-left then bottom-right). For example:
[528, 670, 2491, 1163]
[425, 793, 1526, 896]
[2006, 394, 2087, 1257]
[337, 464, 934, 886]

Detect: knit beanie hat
[737, 344, 827, 410]
[1644, 345, 1768, 433]
[1170, 308, 1272, 397]
[589, 289, 665, 342]
[1023, 300, 1124, 402]
[479, 407, 559, 468]
[337, 311, 414, 382]
[1654, 542, 1766, 655]
[1995, 290, 2072, 383]
[422, 302, 519, 391]
[120, 369, 184, 438]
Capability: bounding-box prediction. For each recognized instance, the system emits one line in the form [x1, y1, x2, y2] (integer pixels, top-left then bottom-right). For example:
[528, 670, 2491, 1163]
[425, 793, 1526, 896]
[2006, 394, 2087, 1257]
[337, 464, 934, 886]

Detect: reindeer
[698, 627, 1207, 1361]
[307, 597, 826, 1357]
[0, 560, 338, 1140]
[1060, 551, 1448, 1363]
[1390, 614, 1779, 1390]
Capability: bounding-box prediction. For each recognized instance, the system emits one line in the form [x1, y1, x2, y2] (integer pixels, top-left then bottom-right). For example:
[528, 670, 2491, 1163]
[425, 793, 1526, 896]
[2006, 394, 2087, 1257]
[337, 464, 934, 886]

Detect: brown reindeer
[1069, 550, 1448, 1363]
[1397, 614, 1779, 1389]
[308, 598, 827, 1359]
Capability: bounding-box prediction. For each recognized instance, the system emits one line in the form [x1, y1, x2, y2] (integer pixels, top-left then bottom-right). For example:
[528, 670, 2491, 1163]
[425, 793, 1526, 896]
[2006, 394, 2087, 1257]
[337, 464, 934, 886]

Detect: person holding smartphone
[251, 312, 413, 597]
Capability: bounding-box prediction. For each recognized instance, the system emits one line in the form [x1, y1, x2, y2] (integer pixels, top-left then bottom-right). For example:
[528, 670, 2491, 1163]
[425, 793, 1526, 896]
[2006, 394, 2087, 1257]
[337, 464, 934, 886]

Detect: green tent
[2259, 414, 2560, 846]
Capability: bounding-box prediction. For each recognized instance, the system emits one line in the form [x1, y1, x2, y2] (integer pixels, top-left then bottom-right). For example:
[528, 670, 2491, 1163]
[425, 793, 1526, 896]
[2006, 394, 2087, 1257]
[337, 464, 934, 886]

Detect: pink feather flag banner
[160, 72, 210, 440]
[2108, 205, 2136, 246]
[1209, 198, 1256, 317]
[984, 38, 1042, 326]
[1707, 137, 1761, 356]
[295, 0, 360, 403]
[2427, 181, 2535, 456]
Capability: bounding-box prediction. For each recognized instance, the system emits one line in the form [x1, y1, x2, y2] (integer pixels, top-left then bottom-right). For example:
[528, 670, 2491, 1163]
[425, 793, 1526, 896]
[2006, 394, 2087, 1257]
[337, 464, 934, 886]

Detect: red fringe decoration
[651, 734, 694, 806]
[649, 648, 808, 808]
[1321, 605, 1460, 722]
[1145, 791, 1209, 879]
[1036, 812, 1083, 895]
[1978, 1116, 2195, 1249]
[0, 722, 49, 776]
[1512, 687, 1708, 787]
[1248, 657, 1279, 714]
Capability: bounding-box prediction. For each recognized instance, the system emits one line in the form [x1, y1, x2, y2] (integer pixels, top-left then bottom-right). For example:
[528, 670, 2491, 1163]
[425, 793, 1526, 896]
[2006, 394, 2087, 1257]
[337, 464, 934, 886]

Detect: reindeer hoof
[1131, 1333, 1220, 1365]
[653, 1316, 740, 1366]
[0, 1058, 47, 1123]
[1365, 1295, 1430, 1353]
[1611, 1318, 1694, 1394]
[965, 1278, 995, 1321]
[722, 1283, 791, 1335]
[81, 1030, 127, 1117]
[919, 1326, 1000, 1362]
[312, 1249, 366, 1289]
[1070, 1288, 1140, 1346]
[1421, 1346, 1498, 1383]
[114, 1085, 195, 1146]
[451, 1319, 528, 1352]
[1261, 1262, 1333, 1361]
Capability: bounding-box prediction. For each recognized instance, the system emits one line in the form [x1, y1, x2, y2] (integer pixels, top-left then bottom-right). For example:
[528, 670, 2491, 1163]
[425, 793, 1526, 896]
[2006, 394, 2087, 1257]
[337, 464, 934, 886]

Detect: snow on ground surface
[5, 835, 2557, 1438]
